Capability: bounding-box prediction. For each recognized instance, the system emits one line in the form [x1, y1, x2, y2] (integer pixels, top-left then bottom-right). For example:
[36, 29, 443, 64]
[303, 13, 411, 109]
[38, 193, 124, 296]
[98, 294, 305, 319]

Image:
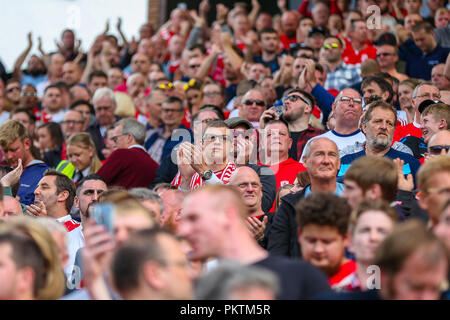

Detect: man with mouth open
[338, 100, 421, 188]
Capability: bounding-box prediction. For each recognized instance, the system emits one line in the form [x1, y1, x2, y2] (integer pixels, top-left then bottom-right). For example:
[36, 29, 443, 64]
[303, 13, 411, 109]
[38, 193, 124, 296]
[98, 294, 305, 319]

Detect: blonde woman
[60, 132, 102, 183]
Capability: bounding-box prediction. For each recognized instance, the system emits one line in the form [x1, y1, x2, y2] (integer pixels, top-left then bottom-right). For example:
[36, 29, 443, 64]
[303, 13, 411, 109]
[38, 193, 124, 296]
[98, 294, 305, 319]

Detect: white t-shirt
[299, 129, 366, 163]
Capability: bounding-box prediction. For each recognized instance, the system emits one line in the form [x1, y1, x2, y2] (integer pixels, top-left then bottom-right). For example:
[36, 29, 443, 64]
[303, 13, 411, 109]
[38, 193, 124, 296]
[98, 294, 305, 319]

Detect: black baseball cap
[376, 33, 397, 47]
[308, 26, 327, 38]
[418, 99, 443, 113]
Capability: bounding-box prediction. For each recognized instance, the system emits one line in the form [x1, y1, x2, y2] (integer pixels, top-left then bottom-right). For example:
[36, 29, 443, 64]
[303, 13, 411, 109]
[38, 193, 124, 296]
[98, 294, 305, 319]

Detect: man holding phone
[259, 88, 325, 161]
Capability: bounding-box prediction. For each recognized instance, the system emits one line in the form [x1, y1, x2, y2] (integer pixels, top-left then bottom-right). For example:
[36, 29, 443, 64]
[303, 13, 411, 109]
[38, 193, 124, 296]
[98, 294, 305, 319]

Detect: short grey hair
[412, 81, 436, 99]
[302, 136, 339, 159]
[129, 188, 164, 213]
[126, 73, 146, 88]
[195, 259, 280, 300]
[92, 87, 117, 108]
[115, 118, 146, 146]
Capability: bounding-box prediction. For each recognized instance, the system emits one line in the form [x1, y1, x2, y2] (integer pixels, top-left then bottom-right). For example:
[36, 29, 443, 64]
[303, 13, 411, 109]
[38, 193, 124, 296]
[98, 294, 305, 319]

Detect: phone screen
[91, 202, 115, 233]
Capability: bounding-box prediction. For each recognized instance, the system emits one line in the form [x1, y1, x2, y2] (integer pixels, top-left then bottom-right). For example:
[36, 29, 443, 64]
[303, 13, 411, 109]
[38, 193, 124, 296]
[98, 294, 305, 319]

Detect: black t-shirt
[288, 131, 302, 161]
[253, 255, 331, 300]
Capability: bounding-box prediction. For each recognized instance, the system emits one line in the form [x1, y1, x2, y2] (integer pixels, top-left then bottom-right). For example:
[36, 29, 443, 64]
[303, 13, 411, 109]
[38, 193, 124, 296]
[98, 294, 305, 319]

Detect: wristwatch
[201, 170, 213, 181]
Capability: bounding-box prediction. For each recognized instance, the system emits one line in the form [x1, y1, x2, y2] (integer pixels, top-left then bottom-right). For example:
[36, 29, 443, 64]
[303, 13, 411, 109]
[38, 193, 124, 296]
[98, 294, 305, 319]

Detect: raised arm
[13, 32, 33, 80]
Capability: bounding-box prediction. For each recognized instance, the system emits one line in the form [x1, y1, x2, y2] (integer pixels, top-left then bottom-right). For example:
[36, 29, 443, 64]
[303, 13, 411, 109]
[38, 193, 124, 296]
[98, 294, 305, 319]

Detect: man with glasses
[322, 36, 361, 91]
[426, 130, 450, 160]
[176, 119, 235, 191]
[239, 89, 267, 129]
[5, 78, 22, 109]
[19, 84, 39, 112]
[97, 118, 158, 189]
[299, 88, 366, 161]
[201, 82, 226, 110]
[375, 36, 409, 82]
[260, 88, 325, 161]
[145, 96, 192, 165]
[87, 87, 120, 160]
[155, 105, 224, 189]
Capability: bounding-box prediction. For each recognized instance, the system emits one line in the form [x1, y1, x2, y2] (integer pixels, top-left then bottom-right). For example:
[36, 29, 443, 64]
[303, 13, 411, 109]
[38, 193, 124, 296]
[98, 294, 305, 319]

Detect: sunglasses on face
[21, 91, 37, 97]
[428, 145, 450, 155]
[282, 94, 311, 106]
[7, 86, 20, 93]
[243, 99, 265, 107]
[183, 78, 197, 91]
[323, 43, 339, 50]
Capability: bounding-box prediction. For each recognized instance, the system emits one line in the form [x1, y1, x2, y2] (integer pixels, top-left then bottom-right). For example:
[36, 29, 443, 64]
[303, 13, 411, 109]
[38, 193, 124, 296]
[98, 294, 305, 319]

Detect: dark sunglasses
[428, 145, 450, 155]
[243, 99, 265, 107]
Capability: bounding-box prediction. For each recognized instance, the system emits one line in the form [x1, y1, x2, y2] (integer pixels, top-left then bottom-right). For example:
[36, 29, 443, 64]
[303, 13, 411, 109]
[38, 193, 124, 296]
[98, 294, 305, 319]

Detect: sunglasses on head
[243, 99, 265, 107]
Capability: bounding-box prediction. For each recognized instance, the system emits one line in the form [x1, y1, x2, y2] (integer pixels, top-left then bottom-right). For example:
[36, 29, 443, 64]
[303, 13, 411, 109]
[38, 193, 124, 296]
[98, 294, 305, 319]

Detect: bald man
[230, 166, 270, 247]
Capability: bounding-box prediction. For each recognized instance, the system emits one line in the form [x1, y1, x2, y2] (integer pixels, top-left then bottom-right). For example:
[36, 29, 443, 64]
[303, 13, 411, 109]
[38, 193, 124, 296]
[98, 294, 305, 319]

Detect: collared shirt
[289, 125, 327, 161]
[324, 62, 362, 91]
[57, 214, 84, 281]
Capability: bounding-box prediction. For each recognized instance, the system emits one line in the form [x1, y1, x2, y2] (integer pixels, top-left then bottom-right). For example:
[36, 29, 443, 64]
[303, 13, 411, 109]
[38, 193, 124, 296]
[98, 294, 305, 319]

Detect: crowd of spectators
[0, 0, 449, 301]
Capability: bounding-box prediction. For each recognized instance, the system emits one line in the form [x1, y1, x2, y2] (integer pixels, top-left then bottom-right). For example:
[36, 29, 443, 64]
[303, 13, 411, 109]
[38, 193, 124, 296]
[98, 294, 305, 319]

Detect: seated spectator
[296, 192, 355, 291]
[346, 200, 397, 291]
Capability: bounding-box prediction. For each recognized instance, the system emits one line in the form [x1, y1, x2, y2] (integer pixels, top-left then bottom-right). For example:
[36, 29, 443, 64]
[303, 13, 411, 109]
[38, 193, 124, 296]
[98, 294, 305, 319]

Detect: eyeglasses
[21, 91, 37, 97]
[157, 82, 174, 90]
[282, 94, 311, 106]
[203, 134, 232, 143]
[61, 120, 83, 125]
[243, 99, 265, 107]
[340, 96, 362, 104]
[414, 93, 441, 100]
[203, 91, 222, 97]
[323, 43, 339, 50]
[428, 145, 450, 155]
[376, 52, 395, 58]
[6, 86, 20, 93]
[111, 133, 128, 143]
[162, 108, 183, 113]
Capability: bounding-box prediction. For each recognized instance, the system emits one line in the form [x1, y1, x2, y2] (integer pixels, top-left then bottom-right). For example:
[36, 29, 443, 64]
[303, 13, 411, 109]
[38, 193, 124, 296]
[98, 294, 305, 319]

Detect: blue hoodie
[18, 160, 49, 206]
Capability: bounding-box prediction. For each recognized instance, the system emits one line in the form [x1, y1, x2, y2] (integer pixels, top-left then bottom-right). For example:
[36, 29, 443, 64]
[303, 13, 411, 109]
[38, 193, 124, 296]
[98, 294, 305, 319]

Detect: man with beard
[26, 170, 83, 281]
[338, 101, 421, 187]
[279, 11, 299, 50]
[260, 88, 325, 161]
[253, 28, 281, 74]
[73, 174, 108, 227]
